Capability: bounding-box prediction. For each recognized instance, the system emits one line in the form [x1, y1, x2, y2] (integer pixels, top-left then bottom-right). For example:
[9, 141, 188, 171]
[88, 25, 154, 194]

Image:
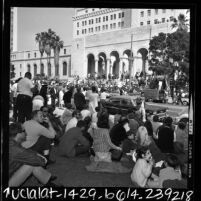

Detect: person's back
[59, 126, 89, 157]
[157, 125, 174, 153]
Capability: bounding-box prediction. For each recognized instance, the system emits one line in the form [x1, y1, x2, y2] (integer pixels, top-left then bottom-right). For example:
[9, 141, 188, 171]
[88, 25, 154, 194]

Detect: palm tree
[171, 13, 189, 32]
[52, 35, 64, 77]
[35, 32, 45, 70]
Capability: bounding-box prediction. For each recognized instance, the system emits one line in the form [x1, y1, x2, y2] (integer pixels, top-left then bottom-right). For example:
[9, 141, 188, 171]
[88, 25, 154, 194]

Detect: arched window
[48, 63, 51, 77]
[27, 64, 31, 72]
[55, 64, 59, 76]
[63, 62, 67, 75]
[40, 63, 44, 74]
[34, 64, 37, 76]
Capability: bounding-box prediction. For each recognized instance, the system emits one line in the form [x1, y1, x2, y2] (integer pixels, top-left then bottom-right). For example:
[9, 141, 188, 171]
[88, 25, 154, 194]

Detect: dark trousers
[16, 94, 32, 123]
[29, 136, 52, 155]
[12, 97, 18, 121]
[75, 144, 90, 156]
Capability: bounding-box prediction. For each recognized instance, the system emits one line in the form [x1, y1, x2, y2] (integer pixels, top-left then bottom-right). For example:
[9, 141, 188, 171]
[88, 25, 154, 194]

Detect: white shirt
[81, 109, 91, 120]
[65, 117, 78, 132]
[11, 83, 18, 98]
[22, 120, 55, 148]
[100, 92, 109, 100]
[17, 77, 34, 97]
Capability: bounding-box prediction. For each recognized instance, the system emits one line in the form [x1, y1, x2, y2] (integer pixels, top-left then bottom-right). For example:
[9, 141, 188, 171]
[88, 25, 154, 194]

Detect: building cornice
[73, 8, 122, 21]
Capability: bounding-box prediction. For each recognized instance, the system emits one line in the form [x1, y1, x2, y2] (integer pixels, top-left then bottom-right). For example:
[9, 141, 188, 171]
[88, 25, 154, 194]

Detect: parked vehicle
[102, 95, 168, 119]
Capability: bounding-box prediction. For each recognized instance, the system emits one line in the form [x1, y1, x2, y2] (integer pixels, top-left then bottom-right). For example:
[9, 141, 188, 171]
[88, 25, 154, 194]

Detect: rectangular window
[88, 28, 90, 33]
[114, 14, 116, 19]
[147, 10, 151, 16]
[91, 28, 93, 32]
[103, 25, 105, 30]
[99, 17, 101, 22]
[85, 21, 87, 25]
[96, 18, 98, 23]
[34, 53, 37, 58]
[28, 53, 30, 58]
[92, 19, 94, 24]
[121, 21, 124, 27]
[103, 16, 105, 22]
[82, 21, 84, 26]
[77, 30, 79, 35]
[140, 11, 144, 17]
[162, 18, 165, 23]
[77, 22, 79, 27]
[113, 23, 116, 28]
[82, 29, 84, 34]
[110, 24, 112, 29]
[106, 24, 108, 30]
[154, 19, 158, 24]
[106, 16, 108, 21]
[118, 22, 121, 27]
[64, 49, 66, 54]
[111, 15, 113, 20]
[89, 20, 91, 25]
[119, 13, 121, 18]
[147, 21, 150, 25]
[155, 9, 158, 15]
[162, 9, 166, 13]
[122, 12, 124, 17]
[95, 27, 97, 31]
[140, 22, 143, 26]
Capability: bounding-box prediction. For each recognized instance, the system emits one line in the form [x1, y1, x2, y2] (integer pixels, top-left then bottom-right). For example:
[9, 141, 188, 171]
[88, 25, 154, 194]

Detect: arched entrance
[34, 64, 37, 76]
[63, 62, 67, 76]
[87, 54, 95, 77]
[137, 48, 148, 77]
[48, 63, 51, 77]
[98, 52, 107, 78]
[110, 51, 120, 78]
[122, 49, 134, 75]
[40, 63, 44, 74]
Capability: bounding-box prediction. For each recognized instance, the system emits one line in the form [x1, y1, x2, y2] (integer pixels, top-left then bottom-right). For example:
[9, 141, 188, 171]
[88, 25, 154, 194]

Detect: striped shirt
[91, 128, 119, 153]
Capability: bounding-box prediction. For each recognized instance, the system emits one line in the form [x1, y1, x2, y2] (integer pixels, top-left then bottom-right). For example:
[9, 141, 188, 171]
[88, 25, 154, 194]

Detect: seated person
[136, 124, 165, 163]
[90, 111, 122, 162]
[9, 123, 57, 187]
[81, 104, 91, 120]
[32, 93, 44, 111]
[58, 120, 90, 158]
[110, 117, 135, 160]
[130, 147, 159, 188]
[61, 103, 73, 126]
[158, 154, 182, 188]
[65, 110, 82, 132]
[21, 110, 56, 161]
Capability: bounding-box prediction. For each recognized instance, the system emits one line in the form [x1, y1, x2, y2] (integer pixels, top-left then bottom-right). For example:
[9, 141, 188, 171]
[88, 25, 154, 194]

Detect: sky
[17, 7, 75, 51]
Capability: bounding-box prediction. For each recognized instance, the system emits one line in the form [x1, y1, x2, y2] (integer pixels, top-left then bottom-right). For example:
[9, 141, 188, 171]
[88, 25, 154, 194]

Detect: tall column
[119, 58, 123, 80]
[106, 59, 110, 79]
[95, 59, 98, 77]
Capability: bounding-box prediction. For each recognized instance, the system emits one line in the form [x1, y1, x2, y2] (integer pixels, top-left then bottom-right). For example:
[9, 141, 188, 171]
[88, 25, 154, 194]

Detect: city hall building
[10, 8, 187, 80]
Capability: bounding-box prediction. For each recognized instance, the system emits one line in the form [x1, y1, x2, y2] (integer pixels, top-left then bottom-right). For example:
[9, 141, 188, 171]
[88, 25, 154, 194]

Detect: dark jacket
[74, 92, 86, 111]
[63, 90, 73, 105]
[157, 125, 174, 153]
[9, 139, 46, 178]
[109, 123, 127, 146]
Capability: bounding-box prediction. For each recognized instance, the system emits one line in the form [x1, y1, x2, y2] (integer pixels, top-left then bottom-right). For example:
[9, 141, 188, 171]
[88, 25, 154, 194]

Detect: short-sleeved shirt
[17, 77, 34, 97]
[21, 120, 55, 148]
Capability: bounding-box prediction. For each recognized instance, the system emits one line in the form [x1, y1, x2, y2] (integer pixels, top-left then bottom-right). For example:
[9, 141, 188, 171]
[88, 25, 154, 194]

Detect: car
[102, 95, 168, 119]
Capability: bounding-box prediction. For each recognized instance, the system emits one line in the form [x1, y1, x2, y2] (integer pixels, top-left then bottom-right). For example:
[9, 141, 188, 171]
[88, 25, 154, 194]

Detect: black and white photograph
[2, 0, 197, 200]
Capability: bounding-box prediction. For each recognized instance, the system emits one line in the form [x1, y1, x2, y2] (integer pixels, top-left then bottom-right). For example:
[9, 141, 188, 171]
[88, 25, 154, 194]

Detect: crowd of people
[8, 72, 188, 187]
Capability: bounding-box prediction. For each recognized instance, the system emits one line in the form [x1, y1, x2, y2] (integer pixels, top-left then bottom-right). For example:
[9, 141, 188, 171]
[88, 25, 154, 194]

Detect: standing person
[74, 87, 86, 111]
[88, 86, 99, 114]
[58, 85, 64, 108]
[16, 72, 36, 123]
[11, 77, 22, 121]
[39, 81, 48, 106]
[156, 117, 175, 153]
[63, 86, 74, 106]
[49, 84, 57, 108]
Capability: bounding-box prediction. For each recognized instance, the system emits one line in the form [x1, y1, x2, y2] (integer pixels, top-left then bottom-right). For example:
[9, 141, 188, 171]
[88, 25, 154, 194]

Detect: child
[158, 153, 182, 188]
[131, 147, 159, 188]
